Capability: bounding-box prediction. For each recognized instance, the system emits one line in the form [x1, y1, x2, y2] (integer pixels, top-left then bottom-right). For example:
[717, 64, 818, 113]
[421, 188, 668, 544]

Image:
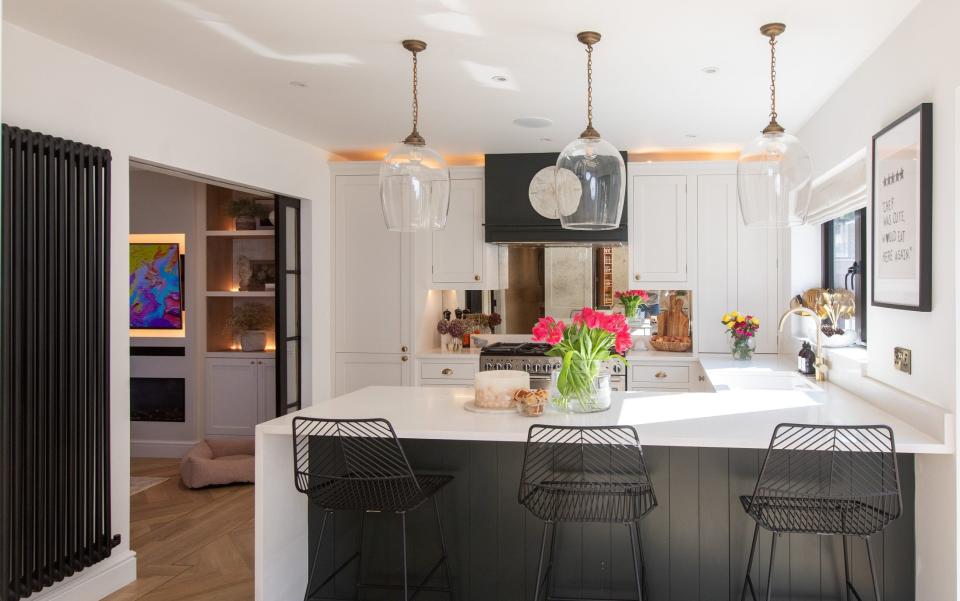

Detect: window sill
[824, 345, 868, 376]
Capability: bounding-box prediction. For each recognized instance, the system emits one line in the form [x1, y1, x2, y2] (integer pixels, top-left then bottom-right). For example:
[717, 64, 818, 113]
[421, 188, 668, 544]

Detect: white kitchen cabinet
[417, 357, 478, 387]
[696, 174, 740, 353]
[206, 357, 274, 437]
[694, 171, 782, 354]
[334, 174, 412, 355]
[335, 353, 412, 396]
[628, 173, 691, 286]
[431, 176, 501, 289]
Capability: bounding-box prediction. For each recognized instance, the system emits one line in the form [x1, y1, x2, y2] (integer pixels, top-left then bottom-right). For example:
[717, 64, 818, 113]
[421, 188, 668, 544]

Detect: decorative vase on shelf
[549, 360, 612, 414]
[240, 330, 267, 352]
[729, 336, 756, 361]
[235, 215, 257, 231]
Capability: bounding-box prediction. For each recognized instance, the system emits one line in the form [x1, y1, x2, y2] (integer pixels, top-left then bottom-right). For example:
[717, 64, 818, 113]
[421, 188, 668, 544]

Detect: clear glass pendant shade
[556, 137, 626, 230]
[379, 142, 450, 232]
[737, 131, 812, 228]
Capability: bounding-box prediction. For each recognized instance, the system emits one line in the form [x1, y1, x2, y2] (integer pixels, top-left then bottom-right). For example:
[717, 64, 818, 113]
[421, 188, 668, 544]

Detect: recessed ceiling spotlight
[540, 137, 552, 142]
[513, 117, 553, 128]
[701, 66, 720, 75]
[289, 80, 308, 88]
[491, 74, 509, 82]
[685, 134, 698, 138]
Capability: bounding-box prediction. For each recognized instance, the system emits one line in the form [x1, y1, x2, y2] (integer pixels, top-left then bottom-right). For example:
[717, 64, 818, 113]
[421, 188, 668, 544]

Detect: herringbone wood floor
[104, 458, 254, 601]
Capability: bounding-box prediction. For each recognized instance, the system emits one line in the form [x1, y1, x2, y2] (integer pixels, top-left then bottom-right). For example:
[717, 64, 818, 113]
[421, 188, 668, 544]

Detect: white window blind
[805, 148, 867, 225]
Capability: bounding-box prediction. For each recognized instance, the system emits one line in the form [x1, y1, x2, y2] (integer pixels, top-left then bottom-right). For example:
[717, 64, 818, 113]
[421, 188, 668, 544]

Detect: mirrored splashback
[439, 246, 691, 335]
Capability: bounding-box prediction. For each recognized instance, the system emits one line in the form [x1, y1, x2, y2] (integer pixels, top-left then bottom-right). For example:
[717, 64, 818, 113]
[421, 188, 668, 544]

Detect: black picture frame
[870, 102, 932, 312]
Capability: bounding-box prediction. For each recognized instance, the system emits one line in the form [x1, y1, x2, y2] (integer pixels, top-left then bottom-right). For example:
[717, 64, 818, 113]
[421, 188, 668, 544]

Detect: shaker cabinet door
[432, 178, 485, 285]
[334, 175, 411, 355]
[629, 175, 689, 285]
[206, 358, 260, 437]
[696, 174, 739, 353]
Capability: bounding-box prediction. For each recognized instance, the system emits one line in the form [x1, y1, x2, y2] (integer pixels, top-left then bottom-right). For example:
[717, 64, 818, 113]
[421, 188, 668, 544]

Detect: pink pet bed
[180, 438, 255, 488]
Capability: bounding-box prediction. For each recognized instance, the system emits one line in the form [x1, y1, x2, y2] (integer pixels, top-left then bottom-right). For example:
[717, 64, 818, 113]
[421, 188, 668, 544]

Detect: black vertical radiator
[1, 125, 119, 601]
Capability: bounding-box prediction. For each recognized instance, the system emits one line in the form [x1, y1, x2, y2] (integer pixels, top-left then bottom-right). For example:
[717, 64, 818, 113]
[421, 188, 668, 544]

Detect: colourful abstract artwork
[130, 243, 183, 329]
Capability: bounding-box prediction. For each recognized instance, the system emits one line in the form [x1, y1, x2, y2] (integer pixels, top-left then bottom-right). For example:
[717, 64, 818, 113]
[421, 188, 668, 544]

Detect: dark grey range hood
[484, 152, 628, 244]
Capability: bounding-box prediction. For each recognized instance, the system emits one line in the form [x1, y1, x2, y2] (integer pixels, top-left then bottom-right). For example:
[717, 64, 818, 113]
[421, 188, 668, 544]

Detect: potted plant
[228, 198, 270, 231]
[227, 302, 274, 352]
[721, 311, 760, 360]
[531, 308, 631, 413]
[614, 289, 649, 320]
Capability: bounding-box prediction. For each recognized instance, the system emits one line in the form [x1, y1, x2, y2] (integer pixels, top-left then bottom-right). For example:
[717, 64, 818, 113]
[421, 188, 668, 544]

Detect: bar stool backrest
[518, 424, 654, 501]
[748, 424, 901, 527]
[292, 417, 422, 510]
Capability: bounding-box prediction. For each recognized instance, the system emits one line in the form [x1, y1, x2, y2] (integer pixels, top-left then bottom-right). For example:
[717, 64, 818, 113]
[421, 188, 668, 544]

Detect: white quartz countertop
[259, 357, 951, 453]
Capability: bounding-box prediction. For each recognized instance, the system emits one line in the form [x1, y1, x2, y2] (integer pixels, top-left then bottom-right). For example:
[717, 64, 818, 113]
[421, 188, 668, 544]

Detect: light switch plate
[894, 347, 912, 374]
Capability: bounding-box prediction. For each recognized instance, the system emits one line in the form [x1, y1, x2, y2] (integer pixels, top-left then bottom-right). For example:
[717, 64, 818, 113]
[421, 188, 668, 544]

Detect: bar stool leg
[843, 535, 853, 601]
[764, 532, 779, 601]
[635, 522, 649, 601]
[865, 536, 881, 601]
[627, 522, 646, 601]
[304, 510, 331, 601]
[400, 512, 409, 601]
[432, 496, 456, 600]
[533, 521, 552, 601]
[740, 522, 760, 601]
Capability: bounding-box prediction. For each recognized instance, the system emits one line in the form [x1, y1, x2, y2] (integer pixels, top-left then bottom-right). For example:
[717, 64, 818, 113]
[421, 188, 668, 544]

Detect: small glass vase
[730, 336, 756, 361]
[549, 360, 612, 413]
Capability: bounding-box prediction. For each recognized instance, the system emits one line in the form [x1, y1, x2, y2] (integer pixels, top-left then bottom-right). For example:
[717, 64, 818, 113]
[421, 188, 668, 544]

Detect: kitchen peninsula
[256, 357, 951, 601]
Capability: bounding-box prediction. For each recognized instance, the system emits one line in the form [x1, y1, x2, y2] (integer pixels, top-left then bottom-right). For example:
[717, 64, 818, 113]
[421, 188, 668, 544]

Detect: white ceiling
[5, 0, 919, 157]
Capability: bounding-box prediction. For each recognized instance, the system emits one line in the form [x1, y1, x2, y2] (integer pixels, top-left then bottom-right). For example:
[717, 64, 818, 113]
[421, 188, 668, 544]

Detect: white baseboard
[131, 438, 200, 458]
[30, 550, 136, 601]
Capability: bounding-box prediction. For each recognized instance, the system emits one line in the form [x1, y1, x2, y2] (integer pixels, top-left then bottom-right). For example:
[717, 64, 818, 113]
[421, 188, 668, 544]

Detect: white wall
[129, 170, 204, 455]
[794, 0, 959, 597]
[2, 22, 332, 599]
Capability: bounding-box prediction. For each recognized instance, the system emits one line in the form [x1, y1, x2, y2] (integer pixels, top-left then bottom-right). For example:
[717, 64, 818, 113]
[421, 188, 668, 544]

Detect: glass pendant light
[380, 39, 450, 232]
[737, 23, 812, 228]
[556, 31, 626, 230]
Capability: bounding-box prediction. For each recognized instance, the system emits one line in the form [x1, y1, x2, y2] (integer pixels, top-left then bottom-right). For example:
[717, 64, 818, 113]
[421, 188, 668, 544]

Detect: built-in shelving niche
[204, 184, 276, 353]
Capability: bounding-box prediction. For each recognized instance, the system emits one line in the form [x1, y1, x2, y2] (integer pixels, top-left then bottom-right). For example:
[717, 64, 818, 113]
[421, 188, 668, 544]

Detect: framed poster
[871, 103, 932, 311]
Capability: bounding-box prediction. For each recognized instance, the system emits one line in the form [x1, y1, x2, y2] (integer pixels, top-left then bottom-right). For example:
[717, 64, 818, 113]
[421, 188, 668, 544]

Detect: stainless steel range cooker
[478, 342, 626, 391]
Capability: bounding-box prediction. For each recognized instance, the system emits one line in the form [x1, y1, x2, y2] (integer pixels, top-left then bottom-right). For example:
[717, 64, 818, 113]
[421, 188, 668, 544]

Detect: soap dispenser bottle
[798, 341, 816, 376]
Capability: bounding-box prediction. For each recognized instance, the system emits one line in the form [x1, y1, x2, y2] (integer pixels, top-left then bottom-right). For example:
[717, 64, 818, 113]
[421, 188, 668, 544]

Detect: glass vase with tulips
[532, 308, 631, 413]
[614, 289, 649, 319]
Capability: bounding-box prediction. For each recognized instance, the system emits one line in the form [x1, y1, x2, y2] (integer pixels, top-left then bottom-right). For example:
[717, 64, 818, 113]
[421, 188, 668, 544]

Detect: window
[822, 208, 867, 342]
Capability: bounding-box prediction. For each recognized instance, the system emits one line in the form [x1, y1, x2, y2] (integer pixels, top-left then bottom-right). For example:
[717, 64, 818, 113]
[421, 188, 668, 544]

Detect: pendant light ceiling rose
[402, 39, 427, 53]
[759, 23, 786, 135]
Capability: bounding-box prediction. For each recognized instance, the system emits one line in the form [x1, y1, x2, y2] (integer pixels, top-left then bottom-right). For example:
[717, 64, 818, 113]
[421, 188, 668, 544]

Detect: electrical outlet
[894, 347, 912, 374]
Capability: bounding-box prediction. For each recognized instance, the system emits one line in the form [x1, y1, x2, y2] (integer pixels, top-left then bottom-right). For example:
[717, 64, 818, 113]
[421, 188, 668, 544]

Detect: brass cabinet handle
[441, 368, 453, 375]
[401, 346, 408, 352]
[401, 355, 409, 362]
[698, 375, 705, 382]
[250, 361, 255, 365]
[474, 274, 481, 281]
[655, 371, 667, 379]
[635, 274, 641, 281]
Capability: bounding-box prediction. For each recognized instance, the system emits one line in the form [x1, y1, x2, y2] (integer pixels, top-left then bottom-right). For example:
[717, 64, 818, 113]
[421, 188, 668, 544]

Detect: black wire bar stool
[292, 417, 456, 601]
[518, 425, 658, 601]
[739, 424, 902, 601]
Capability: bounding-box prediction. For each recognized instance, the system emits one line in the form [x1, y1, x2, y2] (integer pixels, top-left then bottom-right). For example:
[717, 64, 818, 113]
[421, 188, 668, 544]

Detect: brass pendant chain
[411, 50, 420, 138]
[769, 35, 778, 127]
[586, 43, 594, 130]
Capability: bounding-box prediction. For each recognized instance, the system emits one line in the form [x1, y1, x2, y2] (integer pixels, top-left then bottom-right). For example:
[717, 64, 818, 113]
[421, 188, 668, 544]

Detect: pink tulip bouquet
[532, 308, 631, 412]
[614, 289, 649, 318]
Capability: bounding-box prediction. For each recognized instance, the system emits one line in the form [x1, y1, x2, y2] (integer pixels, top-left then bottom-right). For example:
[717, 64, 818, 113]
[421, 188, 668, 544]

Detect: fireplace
[131, 377, 186, 422]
